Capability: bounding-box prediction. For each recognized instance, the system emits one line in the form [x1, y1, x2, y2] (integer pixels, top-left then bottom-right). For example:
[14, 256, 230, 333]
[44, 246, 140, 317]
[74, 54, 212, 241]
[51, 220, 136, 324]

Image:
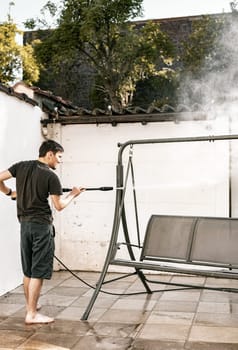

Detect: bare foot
[25, 313, 54, 325]
[26, 304, 41, 311]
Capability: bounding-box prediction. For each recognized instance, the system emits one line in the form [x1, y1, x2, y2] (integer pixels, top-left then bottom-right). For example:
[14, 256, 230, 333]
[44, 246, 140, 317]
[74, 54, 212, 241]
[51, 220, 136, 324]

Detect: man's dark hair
[39, 140, 64, 157]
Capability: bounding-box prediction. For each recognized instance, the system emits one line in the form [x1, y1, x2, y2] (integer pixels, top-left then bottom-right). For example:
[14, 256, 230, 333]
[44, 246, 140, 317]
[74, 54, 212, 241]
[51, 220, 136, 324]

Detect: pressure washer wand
[62, 186, 113, 192]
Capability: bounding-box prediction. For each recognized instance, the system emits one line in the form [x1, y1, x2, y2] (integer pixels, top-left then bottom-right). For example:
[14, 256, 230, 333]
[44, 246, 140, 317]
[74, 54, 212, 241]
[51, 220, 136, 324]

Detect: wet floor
[1, 271, 238, 349]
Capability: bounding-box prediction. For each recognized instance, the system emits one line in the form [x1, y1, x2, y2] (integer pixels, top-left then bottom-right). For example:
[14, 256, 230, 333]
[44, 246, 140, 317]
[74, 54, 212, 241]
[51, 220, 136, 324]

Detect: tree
[23, 1, 60, 29]
[230, 0, 238, 12]
[178, 12, 238, 109]
[0, 21, 40, 85]
[178, 14, 232, 106]
[133, 70, 179, 108]
[27, 0, 175, 110]
[180, 15, 226, 79]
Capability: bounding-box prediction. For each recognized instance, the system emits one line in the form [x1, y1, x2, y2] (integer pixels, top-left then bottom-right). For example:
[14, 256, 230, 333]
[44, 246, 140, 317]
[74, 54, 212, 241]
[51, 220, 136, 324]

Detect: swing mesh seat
[141, 215, 238, 269]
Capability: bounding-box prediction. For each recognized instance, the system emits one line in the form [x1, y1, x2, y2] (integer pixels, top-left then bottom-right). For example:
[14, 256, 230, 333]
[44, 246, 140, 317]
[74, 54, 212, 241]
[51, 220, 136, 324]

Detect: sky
[0, 0, 232, 29]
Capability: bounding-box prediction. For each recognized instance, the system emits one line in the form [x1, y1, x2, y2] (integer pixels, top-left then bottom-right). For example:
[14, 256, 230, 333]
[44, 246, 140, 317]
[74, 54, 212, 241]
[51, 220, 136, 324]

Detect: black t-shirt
[8, 160, 62, 223]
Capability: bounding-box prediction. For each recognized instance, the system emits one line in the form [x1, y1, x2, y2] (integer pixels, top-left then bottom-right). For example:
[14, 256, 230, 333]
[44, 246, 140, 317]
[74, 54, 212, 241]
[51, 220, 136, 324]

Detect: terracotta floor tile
[0, 329, 31, 348]
[17, 331, 80, 349]
[72, 335, 133, 350]
[138, 323, 190, 341]
[1, 271, 238, 349]
[189, 325, 238, 343]
[146, 311, 194, 325]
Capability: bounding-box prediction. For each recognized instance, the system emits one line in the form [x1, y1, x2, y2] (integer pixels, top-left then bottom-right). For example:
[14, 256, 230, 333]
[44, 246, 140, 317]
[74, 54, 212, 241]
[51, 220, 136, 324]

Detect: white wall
[48, 115, 238, 272]
[0, 91, 43, 296]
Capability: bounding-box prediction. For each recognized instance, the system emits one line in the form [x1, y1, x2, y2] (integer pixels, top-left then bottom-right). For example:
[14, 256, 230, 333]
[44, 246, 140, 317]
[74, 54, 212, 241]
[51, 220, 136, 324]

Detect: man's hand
[11, 190, 17, 200]
[70, 187, 85, 197]
[51, 186, 85, 211]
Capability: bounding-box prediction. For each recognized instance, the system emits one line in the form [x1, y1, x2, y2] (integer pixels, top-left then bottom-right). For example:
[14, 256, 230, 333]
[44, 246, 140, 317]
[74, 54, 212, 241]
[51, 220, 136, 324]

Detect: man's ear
[47, 151, 54, 158]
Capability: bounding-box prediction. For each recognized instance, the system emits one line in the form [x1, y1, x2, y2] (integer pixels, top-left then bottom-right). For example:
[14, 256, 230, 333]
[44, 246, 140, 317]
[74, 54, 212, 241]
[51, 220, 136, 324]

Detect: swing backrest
[140, 214, 238, 268]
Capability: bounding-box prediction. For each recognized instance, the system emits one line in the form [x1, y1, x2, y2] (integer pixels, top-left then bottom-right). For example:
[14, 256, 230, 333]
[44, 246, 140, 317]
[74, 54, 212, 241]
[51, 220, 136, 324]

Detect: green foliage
[0, 21, 40, 84]
[133, 70, 179, 108]
[20, 42, 41, 84]
[230, 1, 238, 12]
[178, 14, 238, 106]
[31, 0, 175, 110]
[180, 15, 226, 78]
[24, 1, 60, 29]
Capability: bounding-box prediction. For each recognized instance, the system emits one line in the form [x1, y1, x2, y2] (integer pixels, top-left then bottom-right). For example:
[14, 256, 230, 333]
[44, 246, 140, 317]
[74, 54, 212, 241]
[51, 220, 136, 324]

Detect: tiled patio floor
[1, 271, 238, 349]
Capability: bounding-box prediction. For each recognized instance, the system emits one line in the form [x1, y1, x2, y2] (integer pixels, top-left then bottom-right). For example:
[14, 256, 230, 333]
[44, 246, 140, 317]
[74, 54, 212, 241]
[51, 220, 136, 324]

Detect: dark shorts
[20, 221, 55, 279]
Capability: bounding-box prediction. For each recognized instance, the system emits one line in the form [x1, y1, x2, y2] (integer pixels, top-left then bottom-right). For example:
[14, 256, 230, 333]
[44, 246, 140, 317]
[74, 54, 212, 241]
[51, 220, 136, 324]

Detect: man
[0, 139, 84, 324]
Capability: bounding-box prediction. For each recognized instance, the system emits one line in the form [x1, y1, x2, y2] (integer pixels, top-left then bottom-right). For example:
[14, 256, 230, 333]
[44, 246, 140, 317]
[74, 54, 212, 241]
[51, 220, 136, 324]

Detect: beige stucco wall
[46, 114, 238, 273]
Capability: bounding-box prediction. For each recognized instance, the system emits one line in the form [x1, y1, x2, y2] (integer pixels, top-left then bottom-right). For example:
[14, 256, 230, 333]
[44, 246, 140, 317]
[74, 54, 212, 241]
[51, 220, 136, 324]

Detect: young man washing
[0, 139, 84, 324]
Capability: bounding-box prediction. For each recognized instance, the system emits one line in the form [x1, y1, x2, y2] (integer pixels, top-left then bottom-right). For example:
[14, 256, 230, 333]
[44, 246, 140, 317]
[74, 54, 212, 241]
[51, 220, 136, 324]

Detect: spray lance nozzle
[62, 186, 113, 192]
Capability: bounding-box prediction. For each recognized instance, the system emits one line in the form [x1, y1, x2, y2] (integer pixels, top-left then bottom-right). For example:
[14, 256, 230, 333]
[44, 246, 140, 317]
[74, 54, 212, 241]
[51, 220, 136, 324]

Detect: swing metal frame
[81, 134, 238, 321]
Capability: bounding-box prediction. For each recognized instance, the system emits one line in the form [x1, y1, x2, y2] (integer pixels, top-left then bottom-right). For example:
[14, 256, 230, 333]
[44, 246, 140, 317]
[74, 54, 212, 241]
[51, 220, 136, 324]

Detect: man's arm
[50, 187, 85, 211]
[0, 170, 14, 197]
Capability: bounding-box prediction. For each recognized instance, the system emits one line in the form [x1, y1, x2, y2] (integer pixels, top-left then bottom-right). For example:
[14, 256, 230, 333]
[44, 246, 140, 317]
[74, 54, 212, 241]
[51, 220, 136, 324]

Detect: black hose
[54, 255, 155, 296]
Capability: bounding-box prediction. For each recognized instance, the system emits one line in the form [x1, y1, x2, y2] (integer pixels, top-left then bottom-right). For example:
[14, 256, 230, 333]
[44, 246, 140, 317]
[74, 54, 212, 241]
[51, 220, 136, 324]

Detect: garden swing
[82, 133, 238, 320]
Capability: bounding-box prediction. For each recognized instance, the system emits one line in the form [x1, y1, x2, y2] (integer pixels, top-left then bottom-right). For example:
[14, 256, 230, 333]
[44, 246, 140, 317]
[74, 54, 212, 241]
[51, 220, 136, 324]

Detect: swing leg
[136, 269, 152, 293]
[81, 261, 109, 320]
